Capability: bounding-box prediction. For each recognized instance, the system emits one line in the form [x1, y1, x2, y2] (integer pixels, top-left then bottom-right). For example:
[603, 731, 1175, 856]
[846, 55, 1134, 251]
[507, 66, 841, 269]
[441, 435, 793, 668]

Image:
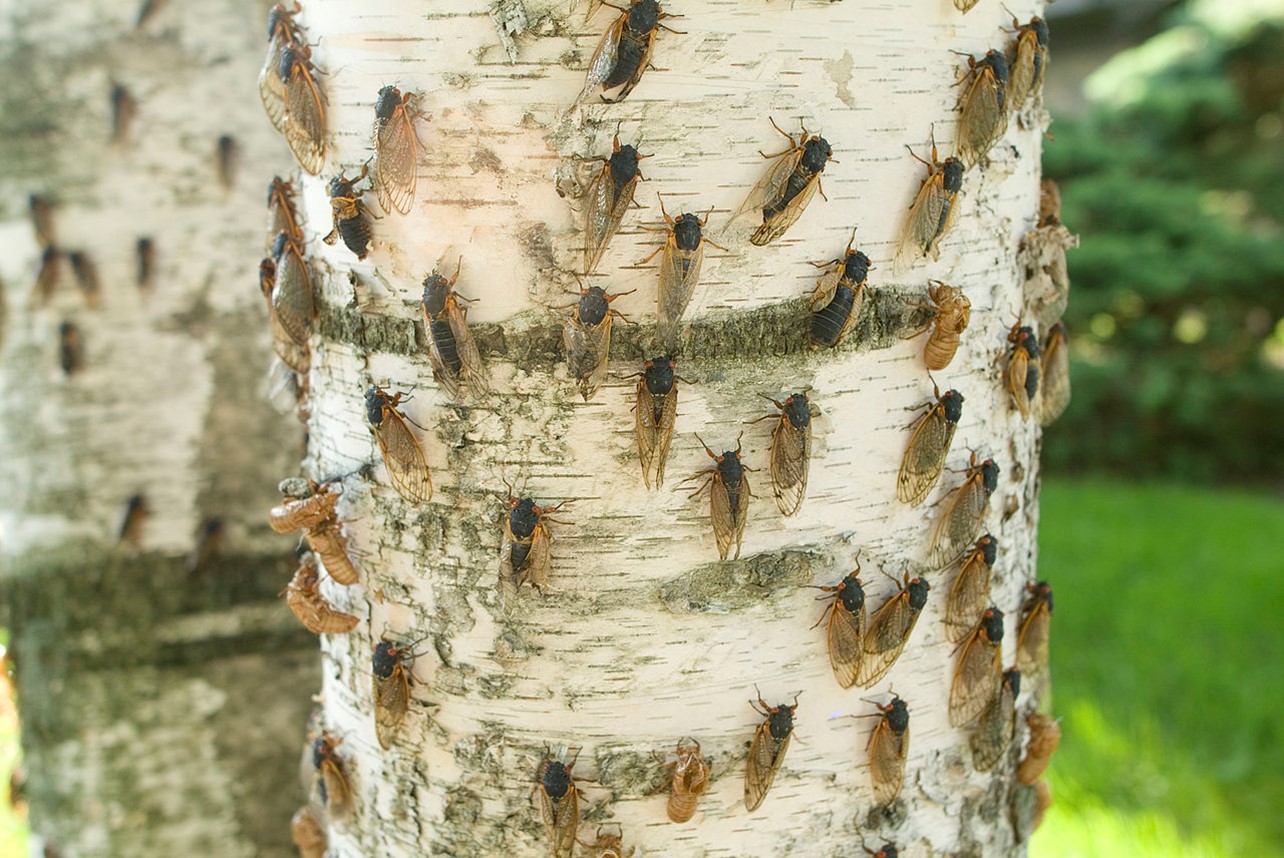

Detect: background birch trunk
[295, 1, 1051, 855]
[0, 1, 316, 855]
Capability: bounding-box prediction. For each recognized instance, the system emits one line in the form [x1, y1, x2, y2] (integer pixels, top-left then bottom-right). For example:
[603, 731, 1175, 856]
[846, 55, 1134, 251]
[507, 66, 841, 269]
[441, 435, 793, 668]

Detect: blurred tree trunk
[0, 1, 316, 856]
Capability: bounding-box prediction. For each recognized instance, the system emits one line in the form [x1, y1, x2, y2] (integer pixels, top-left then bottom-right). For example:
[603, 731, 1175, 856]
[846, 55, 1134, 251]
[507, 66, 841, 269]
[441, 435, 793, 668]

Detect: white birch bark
[0, 1, 317, 855]
[291, 0, 1049, 855]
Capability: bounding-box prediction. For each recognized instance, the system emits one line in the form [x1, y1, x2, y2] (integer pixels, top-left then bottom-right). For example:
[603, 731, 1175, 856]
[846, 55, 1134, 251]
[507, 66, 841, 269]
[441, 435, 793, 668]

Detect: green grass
[1031, 479, 1284, 858]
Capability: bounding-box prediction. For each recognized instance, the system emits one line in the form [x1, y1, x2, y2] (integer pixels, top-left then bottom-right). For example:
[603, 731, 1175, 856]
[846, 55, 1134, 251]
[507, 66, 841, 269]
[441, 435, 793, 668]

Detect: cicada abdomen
[324, 165, 374, 260]
[809, 232, 870, 350]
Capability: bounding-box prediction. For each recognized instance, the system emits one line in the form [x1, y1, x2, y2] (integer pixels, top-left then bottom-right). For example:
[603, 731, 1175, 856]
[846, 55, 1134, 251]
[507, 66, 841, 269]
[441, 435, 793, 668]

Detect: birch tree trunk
[0, 1, 317, 855]
[285, 0, 1049, 855]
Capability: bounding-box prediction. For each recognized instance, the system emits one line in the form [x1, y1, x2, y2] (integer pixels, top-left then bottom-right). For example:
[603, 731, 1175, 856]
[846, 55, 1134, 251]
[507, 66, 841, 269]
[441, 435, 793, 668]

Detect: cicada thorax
[635, 356, 679, 488]
[688, 436, 750, 561]
[858, 574, 930, 687]
[1008, 16, 1050, 112]
[897, 386, 964, 507]
[663, 739, 709, 824]
[311, 734, 351, 820]
[290, 805, 327, 858]
[1007, 324, 1041, 418]
[277, 39, 327, 175]
[809, 234, 871, 349]
[944, 534, 997, 643]
[744, 692, 797, 812]
[950, 606, 1005, 728]
[365, 385, 433, 503]
[421, 266, 487, 400]
[372, 638, 421, 749]
[583, 134, 647, 274]
[921, 280, 971, 370]
[1016, 580, 1053, 681]
[971, 668, 1021, 771]
[813, 569, 867, 689]
[267, 176, 304, 251]
[956, 49, 1010, 168]
[893, 138, 964, 274]
[283, 554, 359, 635]
[929, 455, 999, 569]
[535, 750, 582, 857]
[563, 285, 629, 401]
[1039, 321, 1071, 426]
[867, 694, 909, 807]
[324, 166, 373, 260]
[372, 84, 422, 215]
[761, 393, 812, 516]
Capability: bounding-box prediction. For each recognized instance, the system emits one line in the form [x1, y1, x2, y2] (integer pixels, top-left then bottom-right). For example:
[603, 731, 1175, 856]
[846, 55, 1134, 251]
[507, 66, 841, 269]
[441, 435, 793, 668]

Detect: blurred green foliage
[1043, 6, 1284, 483]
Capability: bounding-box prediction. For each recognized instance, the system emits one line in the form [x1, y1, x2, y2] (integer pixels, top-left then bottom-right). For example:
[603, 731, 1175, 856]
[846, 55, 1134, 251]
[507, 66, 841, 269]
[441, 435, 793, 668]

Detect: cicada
[1016, 580, 1053, 680]
[563, 285, 630, 401]
[270, 230, 315, 358]
[1017, 713, 1061, 784]
[260, 256, 310, 376]
[279, 41, 327, 175]
[757, 392, 813, 516]
[267, 176, 304, 252]
[500, 493, 565, 604]
[583, 133, 648, 274]
[661, 738, 709, 824]
[259, 2, 303, 134]
[290, 805, 327, 858]
[867, 693, 909, 807]
[580, 825, 634, 858]
[897, 384, 963, 507]
[955, 49, 1009, 168]
[68, 251, 100, 307]
[971, 668, 1020, 771]
[373, 638, 422, 749]
[632, 356, 683, 489]
[324, 165, 374, 260]
[110, 83, 137, 147]
[944, 534, 997, 644]
[811, 567, 866, 689]
[28, 193, 55, 247]
[283, 554, 359, 635]
[365, 386, 433, 503]
[929, 454, 999, 569]
[809, 230, 871, 349]
[578, 0, 680, 104]
[373, 85, 423, 215]
[268, 479, 340, 534]
[915, 280, 971, 371]
[58, 322, 83, 376]
[950, 606, 1005, 728]
[745, 689, 798, 812]
[117, 493, 149, 546]
[729, 118, 833, 246]
[640, 198, 721, 347]
[1039, 321, 1070, 425]
[892, 135, 964, 273]
[304, 517, 359, 585]
[422, 262, 487, 400]
[535, 748, 581, 858]
[1007, 324, 1041, 418]
[859, 573, 930, 688]
[136, 237, 155, 290]
[687, 435, 752, 561]
[1008, 16, 1050, 111]
[312, 734, 351, 820]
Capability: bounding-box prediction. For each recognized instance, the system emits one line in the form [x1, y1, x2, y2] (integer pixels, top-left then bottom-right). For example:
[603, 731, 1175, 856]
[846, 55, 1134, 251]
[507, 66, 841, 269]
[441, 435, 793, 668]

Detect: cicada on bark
[311, 734, 350, 820]
[686, 435, 752, 561]
[867, 693, 909, 807]
[971, 668, 1020, 771]
[950, 607, 1005, 728]
[500, 493, 567, 605]
[278, 41, 327, 175]
[745, 689, 798, 812]
[809, 231, 871, 349]
[324, 165, 374, 260]
[259, 3, 303, 134]
[373, 638, 424, 749]
[811, 566, 866, 689]
[859, 573, 930, 688]
[640, 197, 720, 347]
[1040, 321, 1071, 425]
[282, 554, 359, 635]
[955, 49, 1009, 168]
[266, 176, 304, 252]
[1007, 16, 1050, 111]
[1007, 323, 1041, 418]
[372, 85, 423, 215]
[365, 386, 433, 503]
[535, 749, 582, 858]
[660, 738, 709, 824]
[1016, 580, 1053, 682]
[929, 454, 999, 569]
[897, 384, 964, 507]
[913, 280, 971, 371]
[632, 356, 682, 489]
[563, 285, 631, 401]
[422, 262, 487, 400]
[893, 134, 964, 273]
[582, 133, 648, 274]
[729, 118, 832, 246]
[944, 534, 997, 644]
[578, 0, 681, 104]
[757, 392, 813, 516]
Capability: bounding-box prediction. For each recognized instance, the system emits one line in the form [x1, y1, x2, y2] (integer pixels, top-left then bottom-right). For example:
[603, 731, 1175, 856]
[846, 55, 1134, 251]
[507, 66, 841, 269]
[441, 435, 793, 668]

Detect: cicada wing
[770, 420, 810, 517]
[657, 239, 703, 343]
[710, 474, 748, 561]
[283, 62, 327, 175]
[1009, 32, 1048, 109]
[577, 16, 623, 104]
[744, 725, 788, 812]
[1039, 330, 1071, 426]
[957, 71, 1008, 168]
[636, 384, 677, 489]
[605, 30, 657, 102]
[272, 242, 315, 346]
[1008, 346, 1032, 417]
[930, 478, 989, 569]
[374, 109, 419, 215]
[827, 601, 867, 689]
[522, 524, 553, 591]
[751, 174, 820, 246]
[954, 0, 982, 10]
[583, 169, 636, 274]
[448, 303, 489, 399]
[374, 667, 410, 750]
[563, 315, 613, 401]
[541, 786, 580, 857]
[318, 760, 351, 820]
[868, 721, 908, 806]
[259, 34, 289, 133]
[971, 681, 1017, 771]
[498, 522, 528, 610]
[808, 262, 844, 314]
[269, 305, 311, 375]
[950, 631, 1002, 727]
[728, 146, 804, 227]
[374, 410, 433, 503]
[945, 551, 992, 643]
[1017, 604, 1051, 678]
[859, 595, 919, 687]
[897, 406, 957, 506]
[894, 173, 951, 274]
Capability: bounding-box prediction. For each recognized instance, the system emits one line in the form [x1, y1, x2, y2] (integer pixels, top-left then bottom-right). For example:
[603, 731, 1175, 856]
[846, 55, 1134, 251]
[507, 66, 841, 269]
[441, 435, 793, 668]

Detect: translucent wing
[374, 106, 418, 215]
[970, 681, 1016, 771]
[868, 720, 908, 806]
[826, 601, 867, 689]
[272, 241, 315, 346]
[373, 409, 433, 503]
[583, 167, 637, 274]
[1008, 346, 1032, 417]
[744, 724, 789, 812]
[374, 667, 409, 749]
[577, 16, 623, 104]
[897, 405, 957, 506]
[769, 419, 810, 516]
[859, 594, 920, 687]
[945, 550, 992, 643]
[258, 34, 289, 133]
[954, 0, 981, 10]
[894, 173, 954, 274]
[1040, 328, 1071, 426]
[1017, 603, 1051, 678]
[448, 303, 488, 400]
[710, 474, 747, 561]
[563, 314, 613, 401]
[522, 524, 553, 590]
[929, 478, 989, 568]
[636, 383, 677, 489]
[1009, 31, 1047, 109]
[657, 239, 704, 343]
[540, 784, 580, 857]
[809, 262, 844, 315]
[751, 175, 821, 246]
[728, 146, 804, 227]
[956, 70, 1008, 168]
[950, 629, 1002, 727]
[317, 760, 351, 820]
[269, 305, 311, 375]
[283, 60, 327, 175]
